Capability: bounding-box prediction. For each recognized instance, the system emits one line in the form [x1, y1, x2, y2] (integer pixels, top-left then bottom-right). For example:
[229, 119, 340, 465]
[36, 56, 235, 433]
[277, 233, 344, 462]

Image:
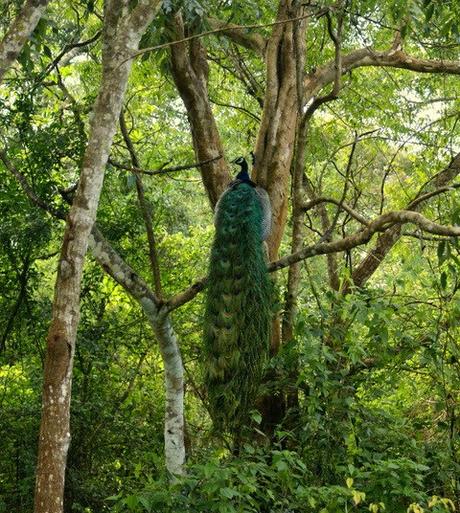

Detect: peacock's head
[231, 156, 250, 181]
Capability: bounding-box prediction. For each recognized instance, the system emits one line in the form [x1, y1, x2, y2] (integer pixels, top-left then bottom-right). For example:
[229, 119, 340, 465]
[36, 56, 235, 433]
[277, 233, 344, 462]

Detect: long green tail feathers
[203, 182, 273, 434]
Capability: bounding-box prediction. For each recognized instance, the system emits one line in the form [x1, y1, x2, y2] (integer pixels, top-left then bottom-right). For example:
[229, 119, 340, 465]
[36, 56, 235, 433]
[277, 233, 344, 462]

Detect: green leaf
[250, 411, 262, 424]
[437, 240, 446, 265]
[139, 496, 153, 512]
[440, 271, 447, 289]
[124, 495, 139, 510]
[424, 2, 434, 21]
[220, 487, 240, 499]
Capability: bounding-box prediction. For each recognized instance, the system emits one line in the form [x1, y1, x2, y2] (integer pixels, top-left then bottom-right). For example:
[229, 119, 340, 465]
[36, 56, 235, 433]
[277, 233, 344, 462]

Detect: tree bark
[33, 2, 162, 512]
[147, 308, 185, 476]
[0, 0, 51, 83]
[253, 1, 307, 261]
[88, 227, 186, 476]
[169, 12, 230, 207]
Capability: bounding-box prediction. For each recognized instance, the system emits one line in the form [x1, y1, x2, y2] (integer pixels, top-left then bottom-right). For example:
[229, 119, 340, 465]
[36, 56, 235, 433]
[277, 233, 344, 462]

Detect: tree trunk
[0, 0, 51, 83]
[253, 1, 307, 261]
[169, 13, 230, 207]
[149, 310, 185, 476]
[89, 227, 186, 476]
[34, 3, 162, 512]
[253, 1, 307, 433]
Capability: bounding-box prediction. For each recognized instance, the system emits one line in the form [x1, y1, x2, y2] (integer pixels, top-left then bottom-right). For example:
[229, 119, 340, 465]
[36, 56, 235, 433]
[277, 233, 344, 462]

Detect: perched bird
[218, 156, 271, 241]
[203, 155, 273, 436]
[231, 155, 254, 182]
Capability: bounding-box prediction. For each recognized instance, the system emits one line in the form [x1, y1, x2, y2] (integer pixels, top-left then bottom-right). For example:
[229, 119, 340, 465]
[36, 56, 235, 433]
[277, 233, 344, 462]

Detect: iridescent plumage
[203, 157, 273, 433]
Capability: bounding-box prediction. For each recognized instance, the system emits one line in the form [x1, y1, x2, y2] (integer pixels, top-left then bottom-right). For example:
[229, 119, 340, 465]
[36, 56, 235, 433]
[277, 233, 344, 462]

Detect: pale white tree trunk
[143, 302, 186, 476]
[34, 2, 162, 513]
[0, 0, 51, 83]
[89, 228, 186, 476]
[154, 314, 185, 476]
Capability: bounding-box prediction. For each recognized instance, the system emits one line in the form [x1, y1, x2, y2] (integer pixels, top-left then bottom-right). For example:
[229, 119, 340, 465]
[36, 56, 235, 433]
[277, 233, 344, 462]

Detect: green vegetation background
[0, 0, 459, 512]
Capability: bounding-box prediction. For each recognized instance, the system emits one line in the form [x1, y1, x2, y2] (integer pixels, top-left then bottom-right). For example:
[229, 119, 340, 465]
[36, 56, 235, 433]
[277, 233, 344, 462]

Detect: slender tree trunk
[88, 227, 186, 475]
[149, 310, 185, 476]
[34, 3, 162, 512]
[116, 111, 185, 473]
[0, 0, 51, 83]
[282, 120, 308, 343]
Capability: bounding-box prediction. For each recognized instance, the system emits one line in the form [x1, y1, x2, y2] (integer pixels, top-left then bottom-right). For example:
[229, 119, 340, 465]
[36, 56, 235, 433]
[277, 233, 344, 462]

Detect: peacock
[203, 155, 273, 435]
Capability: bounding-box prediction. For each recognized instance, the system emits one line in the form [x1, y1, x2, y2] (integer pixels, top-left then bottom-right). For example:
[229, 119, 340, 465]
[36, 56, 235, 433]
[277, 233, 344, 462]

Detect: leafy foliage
[1, 0, 460, 512]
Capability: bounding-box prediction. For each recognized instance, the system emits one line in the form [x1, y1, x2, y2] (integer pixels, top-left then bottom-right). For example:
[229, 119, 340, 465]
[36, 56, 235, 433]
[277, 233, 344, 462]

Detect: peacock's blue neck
[236, 169, 251, 182]
[232, 157, 255, 186]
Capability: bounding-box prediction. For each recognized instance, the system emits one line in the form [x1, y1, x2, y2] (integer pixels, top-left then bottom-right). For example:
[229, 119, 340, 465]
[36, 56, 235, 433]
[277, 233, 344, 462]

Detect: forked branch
[167, 209, 460, 310]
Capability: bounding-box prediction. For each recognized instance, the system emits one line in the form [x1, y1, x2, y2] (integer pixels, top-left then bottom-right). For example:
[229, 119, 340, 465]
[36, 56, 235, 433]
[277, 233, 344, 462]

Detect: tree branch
[129, 11, 326, 62]
[270, 210, 460, 272]
[2, 142, 185, 482]
[166, 278, 207, 311]
[166, 210, 460, 310]
[108, 155, 223, 175]
[351, 152, 460, 287]
[168, 12, 230, 207]
[37, 30, 102, 80]
[0, 149, 65, 219]
[307, 46, 460, 99]
[119, 110, 163, 299]
[206, 17, 267, 55]
[408, 184, 460, 210]
[298, 21, 344, 291]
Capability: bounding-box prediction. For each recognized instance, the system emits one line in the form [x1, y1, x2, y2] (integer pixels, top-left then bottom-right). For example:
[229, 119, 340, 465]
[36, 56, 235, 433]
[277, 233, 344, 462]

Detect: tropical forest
[0, 1, 459, 512]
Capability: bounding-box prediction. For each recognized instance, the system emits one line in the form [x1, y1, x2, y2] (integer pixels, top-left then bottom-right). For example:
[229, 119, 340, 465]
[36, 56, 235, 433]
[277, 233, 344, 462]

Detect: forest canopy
[0, 1, 459, 512]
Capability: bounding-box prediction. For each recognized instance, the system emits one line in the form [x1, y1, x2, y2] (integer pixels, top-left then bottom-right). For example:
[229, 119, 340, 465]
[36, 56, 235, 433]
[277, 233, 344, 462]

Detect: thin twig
[41, 30, 101, 77]
[125, 10, 327, 62]
[408, 184, 460, 210]
[302, 196, 369, 226]
[304, 8, 344, 118]
[108, 155, 222, 175]
[209, 98, 261, 121]
[119, 111, 163, 299]
[325, 131, 359, 239]
[0, 149, 66, 219]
